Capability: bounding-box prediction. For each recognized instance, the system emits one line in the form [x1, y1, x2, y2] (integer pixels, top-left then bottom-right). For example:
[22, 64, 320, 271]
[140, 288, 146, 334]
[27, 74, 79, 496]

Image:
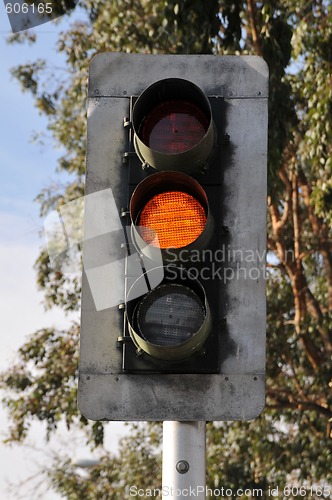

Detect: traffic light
[79, 54, 268, 421]
[123, 77, 219, 374]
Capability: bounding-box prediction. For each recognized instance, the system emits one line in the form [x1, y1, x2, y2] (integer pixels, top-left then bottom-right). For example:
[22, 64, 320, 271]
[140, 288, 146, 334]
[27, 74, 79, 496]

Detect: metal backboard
[79, 53, 268, 421]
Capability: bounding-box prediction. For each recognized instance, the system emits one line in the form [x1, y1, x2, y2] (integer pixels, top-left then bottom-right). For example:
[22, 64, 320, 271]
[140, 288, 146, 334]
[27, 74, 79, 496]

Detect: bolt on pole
[162, 421, 206, 500]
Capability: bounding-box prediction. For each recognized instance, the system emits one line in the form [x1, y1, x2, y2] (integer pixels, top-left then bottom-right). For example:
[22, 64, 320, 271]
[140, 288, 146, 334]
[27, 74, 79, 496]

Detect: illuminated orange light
[139, 191, 206, 248]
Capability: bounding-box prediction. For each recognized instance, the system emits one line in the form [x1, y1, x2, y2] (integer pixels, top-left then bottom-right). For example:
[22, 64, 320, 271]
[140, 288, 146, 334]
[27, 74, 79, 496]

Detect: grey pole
[162, 421, 206, 500]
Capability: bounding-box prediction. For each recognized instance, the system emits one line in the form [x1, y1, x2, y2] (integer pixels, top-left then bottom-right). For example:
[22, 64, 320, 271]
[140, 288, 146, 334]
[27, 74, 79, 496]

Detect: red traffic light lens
[132, 78, 215, 173]
[136, 283, 206, 347]
[139, 190, 206, 249]
[139, 100, 209, 154]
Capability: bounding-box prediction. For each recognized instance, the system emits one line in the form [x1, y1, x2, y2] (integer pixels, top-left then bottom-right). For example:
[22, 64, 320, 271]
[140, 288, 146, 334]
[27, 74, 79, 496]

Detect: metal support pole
[162, 421, 206, 500]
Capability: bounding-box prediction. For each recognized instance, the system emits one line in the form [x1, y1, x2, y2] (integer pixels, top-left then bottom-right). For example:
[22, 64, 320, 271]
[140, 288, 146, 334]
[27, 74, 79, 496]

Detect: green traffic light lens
[136, 283, 206, 347]
[126, 266, 212, 362]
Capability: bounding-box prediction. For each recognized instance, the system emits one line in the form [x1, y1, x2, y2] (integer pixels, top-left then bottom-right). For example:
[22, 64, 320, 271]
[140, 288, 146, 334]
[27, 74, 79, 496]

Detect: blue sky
[0, 6, 75, 498]
[0, 11, 64, 236]
[0, 6, 125, 498]
[0, 4, 74, 346]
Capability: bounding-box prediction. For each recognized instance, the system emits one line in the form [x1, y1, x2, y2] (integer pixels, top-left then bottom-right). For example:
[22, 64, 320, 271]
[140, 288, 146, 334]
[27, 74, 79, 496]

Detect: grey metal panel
[221, 97, 267, 374]
[80, 271, 123, 373]
[81, 96, 129, 373]
[78, 373, 265, 421]
[79, 54, 268, 421]
[85, 97, 128, 196]
[88, 53, 268, 99]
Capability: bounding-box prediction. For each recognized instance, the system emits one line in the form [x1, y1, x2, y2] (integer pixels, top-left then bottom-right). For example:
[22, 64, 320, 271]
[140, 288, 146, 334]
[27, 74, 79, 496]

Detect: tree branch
[298, 169, 332, 313]
[246, 0, 262, 56]
[266, 398, 332, 419]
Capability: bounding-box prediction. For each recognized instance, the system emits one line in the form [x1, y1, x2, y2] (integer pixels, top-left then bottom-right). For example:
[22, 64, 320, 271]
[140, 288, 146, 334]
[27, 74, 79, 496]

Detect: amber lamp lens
[139, 100, 209, 154]
[138, 191, 206, 249]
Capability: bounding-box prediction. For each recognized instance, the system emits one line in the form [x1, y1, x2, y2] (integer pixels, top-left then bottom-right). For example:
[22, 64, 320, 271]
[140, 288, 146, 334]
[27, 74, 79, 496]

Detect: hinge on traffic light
[120, 207, 129, 218]
[122, 151, 137, 164]
[123, 115, 136, 164]
[117, 335, 132, 344]
[123, 116, 131, 128]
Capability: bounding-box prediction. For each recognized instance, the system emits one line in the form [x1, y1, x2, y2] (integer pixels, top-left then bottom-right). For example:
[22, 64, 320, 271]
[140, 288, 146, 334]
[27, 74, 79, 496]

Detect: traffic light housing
[79, 54, 268, 421]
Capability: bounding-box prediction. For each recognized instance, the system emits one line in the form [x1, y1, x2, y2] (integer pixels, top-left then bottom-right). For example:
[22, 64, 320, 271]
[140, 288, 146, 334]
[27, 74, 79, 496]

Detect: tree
[1, 0, 331, 497]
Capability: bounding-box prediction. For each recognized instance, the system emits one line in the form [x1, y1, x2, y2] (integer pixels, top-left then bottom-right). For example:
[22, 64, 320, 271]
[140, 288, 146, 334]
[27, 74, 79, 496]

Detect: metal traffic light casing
[79, 54, 268, 421]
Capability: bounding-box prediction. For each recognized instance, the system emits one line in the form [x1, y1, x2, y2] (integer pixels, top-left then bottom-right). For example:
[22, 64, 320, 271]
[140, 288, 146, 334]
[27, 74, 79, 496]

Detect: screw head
[176, 460, 190, 474]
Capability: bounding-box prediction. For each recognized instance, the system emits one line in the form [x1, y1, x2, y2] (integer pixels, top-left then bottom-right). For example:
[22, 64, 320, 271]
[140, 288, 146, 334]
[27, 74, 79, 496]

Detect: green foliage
[1, 0, 332, 497]
[0, 325, 80, 441]
[0, 324, 106, 447]
[262, 15, 295, 191]
[34, 249, 82, 310]
[46, 423, 162, 499]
